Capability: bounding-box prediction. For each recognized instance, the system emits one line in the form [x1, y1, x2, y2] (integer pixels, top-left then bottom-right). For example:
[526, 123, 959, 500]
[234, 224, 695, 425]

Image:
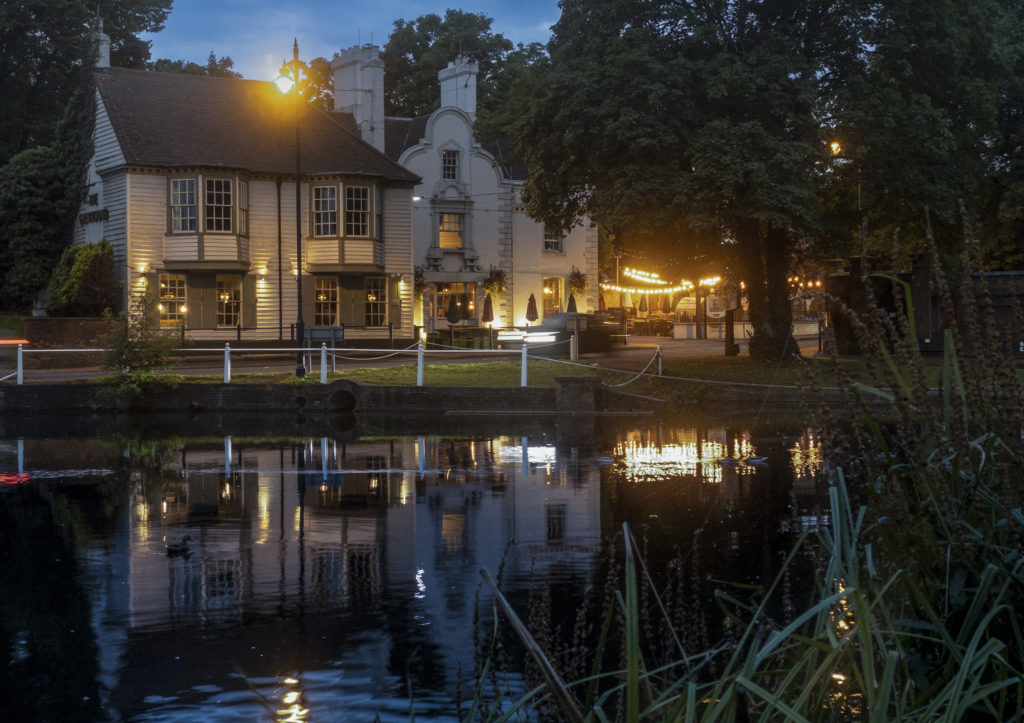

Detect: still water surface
[0, 413, 826, 721]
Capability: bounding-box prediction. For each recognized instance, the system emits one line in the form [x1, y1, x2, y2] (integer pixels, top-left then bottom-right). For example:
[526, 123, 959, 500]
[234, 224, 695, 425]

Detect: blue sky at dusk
[143, 0, 561, 80]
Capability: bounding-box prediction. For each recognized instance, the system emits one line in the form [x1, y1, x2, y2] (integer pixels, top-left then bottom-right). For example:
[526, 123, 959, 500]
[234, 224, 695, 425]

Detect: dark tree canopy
[148, 52, 242, 78]
[489, 0, 1023, 359]
[0, 0, 171, 165]
[381, 10, 515, 117]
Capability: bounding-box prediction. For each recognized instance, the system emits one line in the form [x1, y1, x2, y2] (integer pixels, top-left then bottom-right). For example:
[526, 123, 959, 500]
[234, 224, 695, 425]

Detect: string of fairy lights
[600, 267, 822, 296]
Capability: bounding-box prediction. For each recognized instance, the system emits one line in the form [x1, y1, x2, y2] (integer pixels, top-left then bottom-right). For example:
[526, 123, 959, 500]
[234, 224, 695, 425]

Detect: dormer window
[442, 150, 459, 181]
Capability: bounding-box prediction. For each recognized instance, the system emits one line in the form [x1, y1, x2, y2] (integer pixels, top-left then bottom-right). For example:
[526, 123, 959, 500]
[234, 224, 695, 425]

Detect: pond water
[0, 411, 827, 721]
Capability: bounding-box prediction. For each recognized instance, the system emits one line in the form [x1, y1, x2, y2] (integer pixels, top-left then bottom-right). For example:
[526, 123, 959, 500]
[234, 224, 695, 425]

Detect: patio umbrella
[481, 294, 494, 323]
[623, 291, 634, 311]
[460, 293, 472, 320]
[638, 294, 648, 313]
[526, 293, 539, 323]
[652, 294, 662, 312]
[566, 293, 577, 313]
[446, 293, 460, 325]
[598, 292, 606, 311]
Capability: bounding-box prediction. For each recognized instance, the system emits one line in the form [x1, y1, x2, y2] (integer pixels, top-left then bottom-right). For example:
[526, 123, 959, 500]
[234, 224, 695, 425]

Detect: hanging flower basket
[568, 268, 588, 295]
[482, 268, 507, 296]
[413, 268, 426, 299]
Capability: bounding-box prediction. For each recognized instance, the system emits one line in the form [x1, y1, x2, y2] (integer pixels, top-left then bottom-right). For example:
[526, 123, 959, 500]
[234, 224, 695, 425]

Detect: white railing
[3, 337, 580, 388]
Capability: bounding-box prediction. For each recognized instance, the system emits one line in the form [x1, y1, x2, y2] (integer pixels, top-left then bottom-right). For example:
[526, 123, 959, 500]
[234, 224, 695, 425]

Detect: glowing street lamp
[277, 39, 310, 377]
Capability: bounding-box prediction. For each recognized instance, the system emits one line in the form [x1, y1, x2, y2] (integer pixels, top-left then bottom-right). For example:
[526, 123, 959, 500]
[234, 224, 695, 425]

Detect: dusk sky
[143, 0, 561, 81]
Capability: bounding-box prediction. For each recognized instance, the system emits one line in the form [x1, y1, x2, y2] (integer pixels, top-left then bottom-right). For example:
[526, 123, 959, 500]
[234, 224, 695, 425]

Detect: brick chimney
[438, 57, 478, 119]
[331, 45, 385, 153]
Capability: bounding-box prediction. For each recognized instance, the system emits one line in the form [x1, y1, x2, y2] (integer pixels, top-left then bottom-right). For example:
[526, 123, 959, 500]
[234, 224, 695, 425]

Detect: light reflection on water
[0, 421, 825, 721]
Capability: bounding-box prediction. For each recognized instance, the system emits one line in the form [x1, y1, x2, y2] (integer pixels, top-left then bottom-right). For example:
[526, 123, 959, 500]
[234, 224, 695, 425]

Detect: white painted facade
[333, 48, 600, 332]
[75, 73, 416, 343]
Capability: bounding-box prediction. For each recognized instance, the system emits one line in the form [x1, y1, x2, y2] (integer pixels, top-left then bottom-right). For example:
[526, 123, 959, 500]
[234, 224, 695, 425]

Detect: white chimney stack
[438, 57, 478, 119]
[96, 19, 111, 69]
[331, 45, 385, 153]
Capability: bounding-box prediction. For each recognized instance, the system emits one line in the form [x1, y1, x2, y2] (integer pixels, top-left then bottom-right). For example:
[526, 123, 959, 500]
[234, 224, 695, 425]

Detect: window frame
[312, 185, 339, 237]
[170, 178, 197, 233]
[441, 149, 459, 181]
[216, 274, 242, 327]
[364, 276, 387, 327]
[158, 273, 186, 327]
[438, 212, 464, 249]
[543, 224, 563, 253]
[204, 177, 233, 233]
[345, 185, 370, 237]
[315, 277, 339, 326]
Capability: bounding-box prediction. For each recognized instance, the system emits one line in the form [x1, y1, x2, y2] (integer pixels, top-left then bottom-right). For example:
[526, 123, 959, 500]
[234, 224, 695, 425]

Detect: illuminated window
[365, 277, 386, 326]
[439, 213, 464, 248]
[216, 274, 241, 327]
[442, 150, 459, 181]
[345, 186, 370, 236]
[158, 274, 186, 327]
[315, 277, 338, 326]
[170, 179, 196, 232]
[313, 185, 338, 236]
[432, 282, 475, 320]
[543, 277, 561, 316]
[205, 178, 232, 232]
[543, 225, 563, 252]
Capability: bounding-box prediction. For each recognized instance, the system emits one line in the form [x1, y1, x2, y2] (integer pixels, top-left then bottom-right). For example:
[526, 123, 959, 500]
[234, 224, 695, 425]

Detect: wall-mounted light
[137, 262, 149, 274]
[412, 195, 423, 202]
[257, 266, 268, 278]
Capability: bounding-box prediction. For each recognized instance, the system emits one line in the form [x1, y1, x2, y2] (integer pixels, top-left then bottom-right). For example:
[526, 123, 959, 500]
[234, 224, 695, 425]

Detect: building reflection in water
[120, 432, 603, 714]
[0, 423, 826, 720]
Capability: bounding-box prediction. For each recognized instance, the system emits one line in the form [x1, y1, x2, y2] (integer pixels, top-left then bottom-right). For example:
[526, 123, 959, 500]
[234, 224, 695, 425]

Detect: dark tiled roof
[384, 116, 428, 161]
[96, 67, 418, 182]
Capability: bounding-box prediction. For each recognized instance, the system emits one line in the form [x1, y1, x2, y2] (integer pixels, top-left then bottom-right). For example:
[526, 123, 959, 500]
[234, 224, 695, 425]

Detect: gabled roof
[96, 67, 419, 183]
[384, 115, 528, 182]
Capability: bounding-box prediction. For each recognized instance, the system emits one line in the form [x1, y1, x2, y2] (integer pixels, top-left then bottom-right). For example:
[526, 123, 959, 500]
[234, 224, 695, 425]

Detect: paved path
[3, 335, 823, 384]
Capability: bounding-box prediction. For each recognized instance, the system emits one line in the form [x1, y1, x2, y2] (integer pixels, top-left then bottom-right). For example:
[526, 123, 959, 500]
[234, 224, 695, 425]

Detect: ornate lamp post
[276, 39, 309, 377]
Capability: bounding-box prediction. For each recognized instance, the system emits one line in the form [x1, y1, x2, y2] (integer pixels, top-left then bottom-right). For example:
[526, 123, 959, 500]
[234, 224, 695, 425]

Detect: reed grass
[469, 239, 1024, 721]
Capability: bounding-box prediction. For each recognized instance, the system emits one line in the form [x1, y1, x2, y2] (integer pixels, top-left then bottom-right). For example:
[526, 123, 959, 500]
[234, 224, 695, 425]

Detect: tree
[0, 62, 95, 312]
[148, 52, 241, 78]
[495, 0, 859, 359]
[824, 0, 1018, 270]
[0, 0, 171, 166]
[303, 57, 335, 110]
[381, 10, 514, 117]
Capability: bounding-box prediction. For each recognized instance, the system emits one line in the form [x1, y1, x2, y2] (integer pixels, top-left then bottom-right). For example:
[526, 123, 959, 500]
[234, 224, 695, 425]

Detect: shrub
[102, 287, 179, 379]
[46, 239, 119, 316]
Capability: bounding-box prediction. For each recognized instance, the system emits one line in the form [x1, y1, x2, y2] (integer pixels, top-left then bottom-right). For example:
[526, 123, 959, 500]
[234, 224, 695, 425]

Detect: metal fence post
[17, 344, 23, 385]
[657, 345, 663, 376]
[224, 343, 231, 383]
[570, 333, 578, 361]
[416, 340, 424, 387]
[521, 344, 528, 387]
[320, 343, 327, 384]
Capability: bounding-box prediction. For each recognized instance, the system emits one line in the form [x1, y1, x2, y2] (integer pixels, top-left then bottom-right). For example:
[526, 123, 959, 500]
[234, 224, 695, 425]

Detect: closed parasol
[599, 293, 606, 311]
[481, 294, 494, 323]
[526, 293, 539, 323]
[460, 293, 472, 320]
[638, 294, 648, 313]
[566, 294, 577, 313]
[446, 293, 461, 325]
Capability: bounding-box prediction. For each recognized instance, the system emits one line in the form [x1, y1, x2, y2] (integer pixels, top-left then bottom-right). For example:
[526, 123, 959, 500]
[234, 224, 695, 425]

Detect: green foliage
[0, 1, 171, 166]
[0, 52, 95, 312]
[482, 268, 507, 296]
[102, 288, 179, 378]
[147, 52, 241, 77]
[382, 10, 515, 117]
[46, 239, 119, 316]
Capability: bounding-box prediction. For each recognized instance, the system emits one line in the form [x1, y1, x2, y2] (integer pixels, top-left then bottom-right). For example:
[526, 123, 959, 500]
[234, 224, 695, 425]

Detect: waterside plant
[469, 243, 1024, 721]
